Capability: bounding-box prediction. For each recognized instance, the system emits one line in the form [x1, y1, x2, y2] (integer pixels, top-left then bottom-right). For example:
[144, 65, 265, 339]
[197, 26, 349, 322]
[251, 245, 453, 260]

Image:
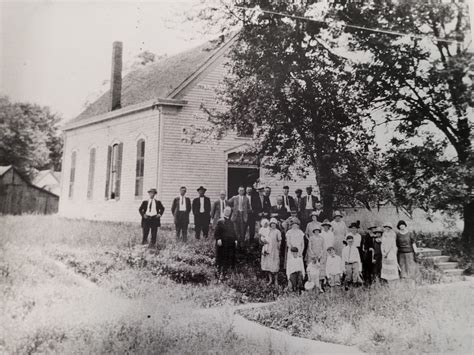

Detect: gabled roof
[67, 35, 236, 128]
[33, 169, 61, 185]
[0, 165, 12, 176]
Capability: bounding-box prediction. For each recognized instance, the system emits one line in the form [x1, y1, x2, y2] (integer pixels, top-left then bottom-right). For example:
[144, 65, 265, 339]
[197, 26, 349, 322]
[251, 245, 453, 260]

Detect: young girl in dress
[381, 222, 399, 282]
[305, 224, 327, 291]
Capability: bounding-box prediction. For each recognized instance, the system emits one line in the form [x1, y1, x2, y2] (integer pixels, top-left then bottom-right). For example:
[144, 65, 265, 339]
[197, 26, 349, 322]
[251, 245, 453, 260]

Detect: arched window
[135, 139, 145, 197]
[68, 151, 77, 199]
[105, 143, 123, 200]
[87, 148, 96, 199]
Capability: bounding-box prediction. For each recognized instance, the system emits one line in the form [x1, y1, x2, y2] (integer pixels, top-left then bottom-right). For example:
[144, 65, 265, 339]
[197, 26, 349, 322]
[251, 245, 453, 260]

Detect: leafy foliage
[0, 96, 63, 177]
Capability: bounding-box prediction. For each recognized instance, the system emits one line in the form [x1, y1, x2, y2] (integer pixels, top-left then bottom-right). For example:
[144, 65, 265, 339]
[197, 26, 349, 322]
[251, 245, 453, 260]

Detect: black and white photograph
[1, 0, 473, 353]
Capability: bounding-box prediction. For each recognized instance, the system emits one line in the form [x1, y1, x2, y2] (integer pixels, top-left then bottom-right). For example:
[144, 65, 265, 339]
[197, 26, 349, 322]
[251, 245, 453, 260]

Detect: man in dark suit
[294, 189, 305, 221]
[228, 186, 251, 246]
[262, 186, 272, 219]
[138, 188, 165, 248]
[211, 190, 230, 228]
[303, 186, 319, 227]
[171, 186, 191, 242]
[245, 185, 261, 245]
[192, 186, 211, 239]
[281, 185, 296, 215]
[270, 196, 291, 222]
[215, 207, 238, 280]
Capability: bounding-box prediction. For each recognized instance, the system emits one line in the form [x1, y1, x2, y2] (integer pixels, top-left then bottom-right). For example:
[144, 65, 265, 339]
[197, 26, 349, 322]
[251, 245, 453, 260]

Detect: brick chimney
[109, 41, 123, 111]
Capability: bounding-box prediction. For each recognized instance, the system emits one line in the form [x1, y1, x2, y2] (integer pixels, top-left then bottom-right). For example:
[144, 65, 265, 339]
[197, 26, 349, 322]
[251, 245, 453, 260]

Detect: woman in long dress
[396, 220, 418, 280]
[285, 217, 305, 267]
[305, 223, 327, 290]
[305, 212, 320, 240]
[321, 219, 335, 249]
[331, 211, 347, 256]
[381, 222, 399, 282]
[260, 218, 281, 286]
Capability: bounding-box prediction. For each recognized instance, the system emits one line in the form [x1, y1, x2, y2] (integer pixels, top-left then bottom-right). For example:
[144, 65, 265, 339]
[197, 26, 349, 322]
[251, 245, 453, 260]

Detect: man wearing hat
[138, 188, 165, 247]
[171, 186, 192, 242]
[262, 186, 272, 218]
[192, 186, 211, 239]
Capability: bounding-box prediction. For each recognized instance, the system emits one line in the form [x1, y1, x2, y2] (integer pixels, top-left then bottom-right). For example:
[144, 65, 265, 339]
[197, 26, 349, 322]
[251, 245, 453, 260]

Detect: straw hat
[269, 218, 279, 226]
[312, 223, 322, 233]
[304, 281, 315, 290]
[383, 222, 394, 229]
[333, 210, 343, 218]
[321, 219, 331, 227]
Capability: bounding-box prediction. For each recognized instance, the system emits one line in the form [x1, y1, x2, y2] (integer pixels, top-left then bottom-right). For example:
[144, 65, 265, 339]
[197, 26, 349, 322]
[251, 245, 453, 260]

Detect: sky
[1, 1, 473, 123]
[0, 0, 208, 120]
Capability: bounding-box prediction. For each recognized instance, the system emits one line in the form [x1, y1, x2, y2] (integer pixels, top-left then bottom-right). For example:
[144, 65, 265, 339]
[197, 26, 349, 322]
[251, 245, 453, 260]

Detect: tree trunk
[314, 157, 334, 221]
[462, 201, 474, 258]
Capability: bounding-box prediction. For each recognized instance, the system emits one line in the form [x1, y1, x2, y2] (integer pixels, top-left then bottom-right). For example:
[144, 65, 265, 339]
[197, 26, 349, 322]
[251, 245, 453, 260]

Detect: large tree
[323, 0, 473, 254]
[0, 96, 63, 177]
[192, 2, 379, 220]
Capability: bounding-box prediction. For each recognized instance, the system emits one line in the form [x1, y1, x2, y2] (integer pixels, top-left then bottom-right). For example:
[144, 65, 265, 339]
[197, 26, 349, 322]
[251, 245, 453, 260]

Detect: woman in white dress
[331, 211, 347, 256]
[260, 218, 281, 286]
[321, 219, 335, 249]
[285, 217, 305, 267]
[381, 222, 399, 282]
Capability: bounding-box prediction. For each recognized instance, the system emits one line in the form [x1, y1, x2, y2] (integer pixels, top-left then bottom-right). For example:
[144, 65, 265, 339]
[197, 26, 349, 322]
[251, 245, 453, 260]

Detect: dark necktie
[149, 200, 153, 212]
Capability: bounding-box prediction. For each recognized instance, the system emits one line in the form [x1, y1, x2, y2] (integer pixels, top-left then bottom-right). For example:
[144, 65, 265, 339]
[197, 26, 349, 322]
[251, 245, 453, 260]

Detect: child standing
[325, 246, 343, 287]
[286, 246, 305, 293]
[341, 235, 362, 290]
[306, 257, 324, 292]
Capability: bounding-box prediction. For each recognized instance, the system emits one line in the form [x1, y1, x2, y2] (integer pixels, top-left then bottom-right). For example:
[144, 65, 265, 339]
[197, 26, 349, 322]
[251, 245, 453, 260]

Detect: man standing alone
[139, 188, 165, 248]
[171, 186, 191, 241]
[192, 186, 211, 239]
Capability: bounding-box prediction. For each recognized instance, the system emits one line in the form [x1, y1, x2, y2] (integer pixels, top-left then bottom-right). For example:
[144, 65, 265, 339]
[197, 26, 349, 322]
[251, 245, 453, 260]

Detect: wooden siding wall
[59, 109, 160, 221]
[159, 54, 318, 224]
[0, 169, 58, 215]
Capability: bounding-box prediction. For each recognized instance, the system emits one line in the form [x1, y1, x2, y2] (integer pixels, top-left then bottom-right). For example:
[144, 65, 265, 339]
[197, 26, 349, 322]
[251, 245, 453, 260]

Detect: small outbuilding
[0, 165, 59, 215]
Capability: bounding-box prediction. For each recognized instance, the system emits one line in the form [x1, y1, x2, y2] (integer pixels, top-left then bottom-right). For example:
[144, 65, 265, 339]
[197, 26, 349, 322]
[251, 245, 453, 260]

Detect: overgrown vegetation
[240, 282, 473, 354]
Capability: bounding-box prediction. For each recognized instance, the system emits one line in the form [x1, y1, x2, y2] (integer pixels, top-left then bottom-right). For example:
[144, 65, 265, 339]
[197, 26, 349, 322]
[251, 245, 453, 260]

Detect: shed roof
[71, 37, 231, 124]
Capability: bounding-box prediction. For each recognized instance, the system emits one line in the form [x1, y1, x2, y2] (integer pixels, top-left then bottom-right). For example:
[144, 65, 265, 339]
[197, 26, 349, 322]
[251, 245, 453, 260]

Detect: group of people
[139, 185, 419, 291]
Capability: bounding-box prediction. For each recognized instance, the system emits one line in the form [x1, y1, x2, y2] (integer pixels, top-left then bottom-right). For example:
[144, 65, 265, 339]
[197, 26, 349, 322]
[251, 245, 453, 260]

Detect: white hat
[383, 222, 393, 229]
[269, 218, 279, 225]
[333, 210, 343, 218]
[304, 281, 315, 290]
[261, 218, 270, 226]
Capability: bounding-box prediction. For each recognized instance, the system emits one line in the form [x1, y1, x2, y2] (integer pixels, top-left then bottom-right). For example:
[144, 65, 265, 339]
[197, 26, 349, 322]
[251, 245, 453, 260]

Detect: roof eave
[62, 98, 187, 131]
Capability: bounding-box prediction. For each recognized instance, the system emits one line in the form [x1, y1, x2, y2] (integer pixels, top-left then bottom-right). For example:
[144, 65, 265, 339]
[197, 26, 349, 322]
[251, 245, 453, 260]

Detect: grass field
[1, 215, 472, 354]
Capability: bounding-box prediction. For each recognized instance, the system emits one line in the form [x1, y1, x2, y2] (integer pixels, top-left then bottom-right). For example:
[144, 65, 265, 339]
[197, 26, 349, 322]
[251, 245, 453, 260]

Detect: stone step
[443, 269, 464, 276]
[418, 248, 442, 257]
[436, 262, 459, 270]
[425, 255, 451, 263]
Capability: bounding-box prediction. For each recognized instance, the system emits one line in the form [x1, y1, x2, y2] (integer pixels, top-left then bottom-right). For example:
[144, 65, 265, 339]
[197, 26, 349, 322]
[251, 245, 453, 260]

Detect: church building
[59, 35, 316, 224]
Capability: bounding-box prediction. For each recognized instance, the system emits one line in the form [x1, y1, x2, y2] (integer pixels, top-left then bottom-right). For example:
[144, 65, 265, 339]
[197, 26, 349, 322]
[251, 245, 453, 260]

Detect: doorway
[227, 166, 259, 198]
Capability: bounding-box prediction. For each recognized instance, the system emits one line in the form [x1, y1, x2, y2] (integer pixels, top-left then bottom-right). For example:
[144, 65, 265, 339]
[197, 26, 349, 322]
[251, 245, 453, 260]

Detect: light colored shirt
[220, 199, 225, 217]
[305, 195, 313, 209]
[238, 195, 243, 211]
[286, 253, 305, 279]
[283, 195, 290, 212]
[145, 199, 158, 216]
[331, 220, 347, 238]
[179, 196, 186, 211]
[342, 245, 361, 266]
[326, 254, 343, 276]
[199, 197, 205, 213]
[321, 230, 335, 248]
